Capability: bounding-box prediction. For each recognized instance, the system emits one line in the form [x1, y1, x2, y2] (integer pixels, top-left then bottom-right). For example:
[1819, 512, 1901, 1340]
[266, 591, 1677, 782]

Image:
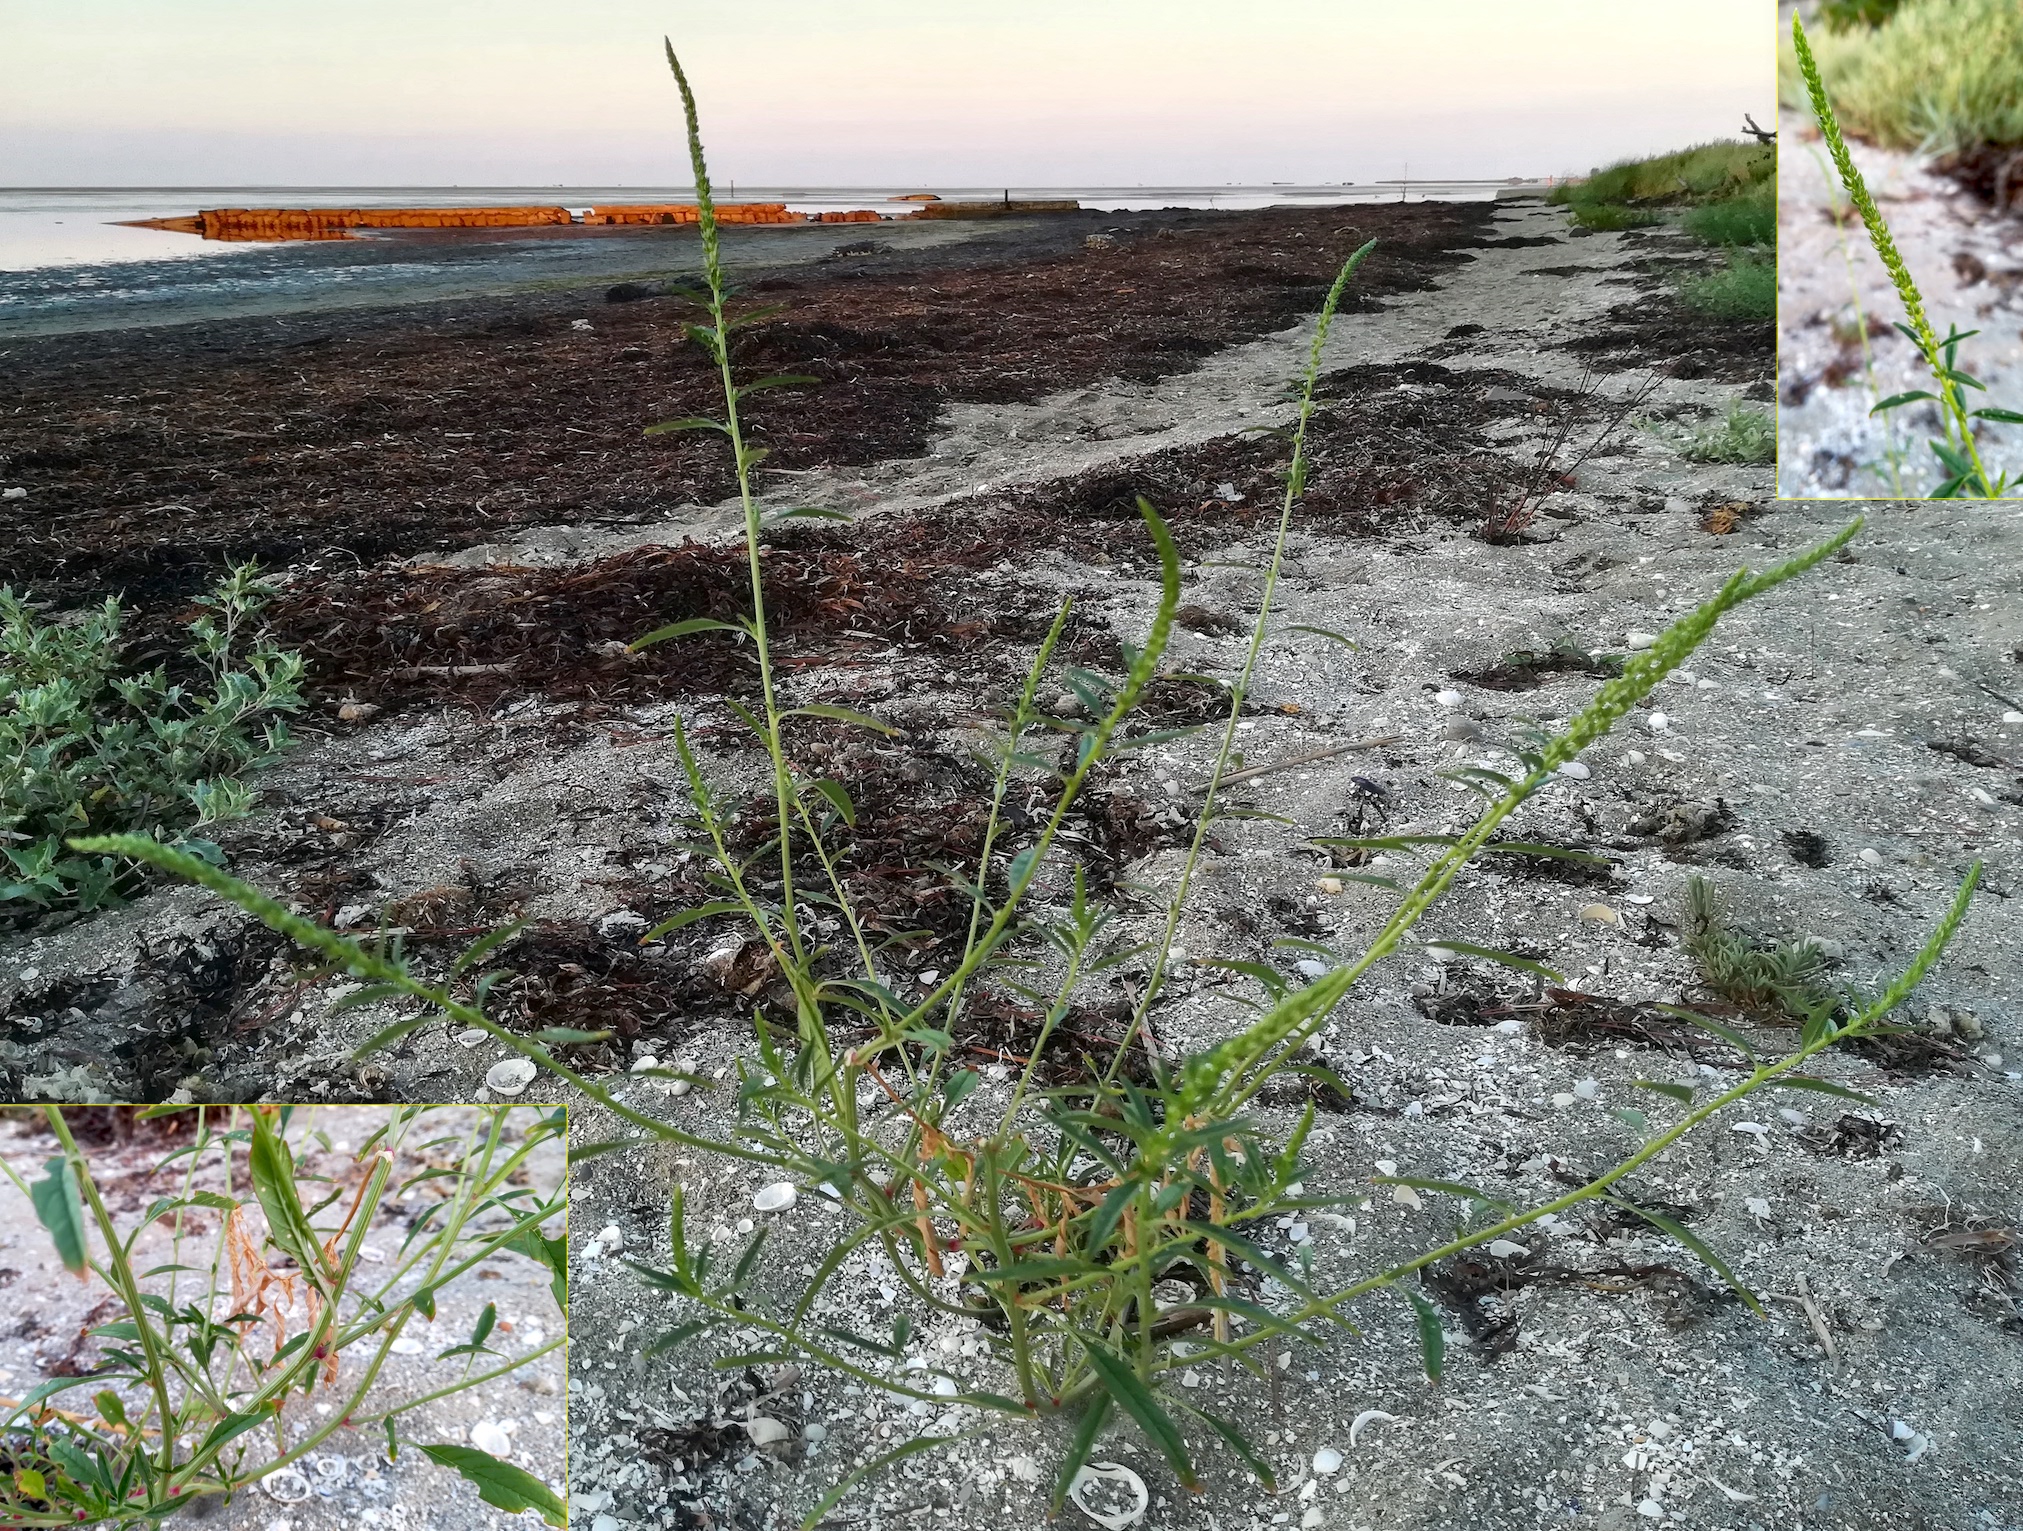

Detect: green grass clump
[1551, 138, 1773, 248]
[1779, 0, 2023, 156]
[1566, 202, 1662, 232]
[1, 565, 304, 913]
[1678, 254, 1775, 320]
[1665, 403, 1777, 464]
[1551, 139, 1773, 208]
[1681, 181, 1774, 247]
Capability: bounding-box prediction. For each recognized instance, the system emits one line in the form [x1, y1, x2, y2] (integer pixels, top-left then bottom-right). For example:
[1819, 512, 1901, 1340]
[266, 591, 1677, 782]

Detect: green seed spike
[1791, 13, 1997, 497]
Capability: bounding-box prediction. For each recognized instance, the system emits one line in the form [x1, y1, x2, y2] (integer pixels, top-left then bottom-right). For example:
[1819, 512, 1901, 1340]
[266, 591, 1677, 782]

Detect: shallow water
[0, 182, 1524, 336]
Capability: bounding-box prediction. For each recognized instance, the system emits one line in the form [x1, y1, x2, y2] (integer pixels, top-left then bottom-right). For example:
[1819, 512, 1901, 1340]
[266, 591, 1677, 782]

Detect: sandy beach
[9, 183, 2022, 1530]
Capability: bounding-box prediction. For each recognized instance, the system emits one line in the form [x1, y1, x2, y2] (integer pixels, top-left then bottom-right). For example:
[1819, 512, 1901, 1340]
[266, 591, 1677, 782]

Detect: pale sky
[0, 1, 1772, 187]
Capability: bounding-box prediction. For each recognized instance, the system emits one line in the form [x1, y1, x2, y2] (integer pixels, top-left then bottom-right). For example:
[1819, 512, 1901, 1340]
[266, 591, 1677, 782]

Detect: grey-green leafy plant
[1682, 874, 1847, 1026]
[1793, 12, 2023, 497]
[77, 42, 1985, 1529]
[1, 563, 305, 914]
[2, 1104, 567, 1528]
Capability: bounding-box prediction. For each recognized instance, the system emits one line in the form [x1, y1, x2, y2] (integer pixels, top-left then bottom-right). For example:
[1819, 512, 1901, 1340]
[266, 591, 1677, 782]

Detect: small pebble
[0, 487, 25, 501]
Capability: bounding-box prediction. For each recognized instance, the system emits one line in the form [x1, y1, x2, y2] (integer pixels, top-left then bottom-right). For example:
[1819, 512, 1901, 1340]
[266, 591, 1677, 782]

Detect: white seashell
[1434, 689, 1463, 708]
[743, 1416, 794, 1447]
[1349, 1409, 1399, 1447]
[1391, 1184, 1422, 1209]
[1744, 1196, 1772, 1219]
[1637, 1499, 1664, 1518]
[1858, 848, 1884, 867]
[1705, 1474, 1755, 1503]
[454, 1028, 487, 1049]
[1424, 945, 1457, 963]
[1067, 1461, 1150, 1529]
[596, 1223, 623, 1252]
[753, 1182, 798, 1213]
[1624, 893, 1654, 905]
[485, 1058, 537, 1096]
[1181, 1368, 1201, 1387]
[1657, 749, 1685, 762]
[1487, 1239, 1528, 1259]
[1572, 1078, 1599, 1100]
[1313, 1445, 1344, 1474]
[1296, 959, 1329, 979]
[1551, 1093, 1577, 1108]
[1731, 1121, 1770, 1141]
[1627, 750, 1647, 765]
[1580, 902, 1619, 925]
[1623, 1447, 1653, 1469]
[390, 1336, 422, 1354]
[1625, 631, 1658, 650]
[1778, 1108, 1808, 1128]
[1556, 761, 1591, 779]
[2004, 711, 2023, 725]
[469, 1421, 512, 1457]
[1492, 1018, 1525, 1035]
[1904, 1432, 1931, 1462]
[1646, 712, 1671, 733]
[1374, 1160, 1398, 1176]
[261, 1468, 311, 1504]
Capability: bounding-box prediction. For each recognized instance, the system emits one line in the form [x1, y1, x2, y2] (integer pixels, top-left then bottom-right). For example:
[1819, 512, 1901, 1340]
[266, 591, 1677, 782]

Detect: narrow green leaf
[1049, 1393, 1114, 1518]
[29, 1157, 89, 1277]
[1182, 1404, 1279, 1489]
[1419, 939, 1565, 982]
[1403, 1287, 1445, 1383]
[643, 416, 728, 436]
[801, 1432, 965, 1531]
[1081, 1341, 1198, 1489]
[1286, 624, 1359, 649]
[1869, 391, 1937, 414]
[413, 1443, 565, 1526]
[630, 617, 742, 652]
[785, 703, 897, 735]
[1606, 1196, 1763, 1316]
[1630, 1079, 1695, 1104]
[1651, 1004, 1758, 1061]
[639, 900, 744, 942]
[1770, 1074, 1878, 1105]
[1970, 406, 2023, 424]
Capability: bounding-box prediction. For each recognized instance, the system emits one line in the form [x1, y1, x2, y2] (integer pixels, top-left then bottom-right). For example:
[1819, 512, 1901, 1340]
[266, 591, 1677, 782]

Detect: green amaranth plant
[77, 43, 1985, 1527]
[1794, 12, 2023, 497]
[2, 1105, 567, 1527]
[1, 564, 304, 915]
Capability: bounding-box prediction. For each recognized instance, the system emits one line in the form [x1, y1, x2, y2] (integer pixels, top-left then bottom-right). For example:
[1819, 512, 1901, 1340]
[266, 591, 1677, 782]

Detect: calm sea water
[0, 182, 1529, 334]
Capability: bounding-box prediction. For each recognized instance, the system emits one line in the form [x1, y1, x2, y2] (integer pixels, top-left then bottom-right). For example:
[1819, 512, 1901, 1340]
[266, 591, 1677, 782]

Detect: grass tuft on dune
[1778, 0, 2023, 156]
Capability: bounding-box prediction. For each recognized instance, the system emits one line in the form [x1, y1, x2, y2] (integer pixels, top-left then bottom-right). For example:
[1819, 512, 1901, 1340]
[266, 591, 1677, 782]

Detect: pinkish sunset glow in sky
[1, 0, 1771, 185]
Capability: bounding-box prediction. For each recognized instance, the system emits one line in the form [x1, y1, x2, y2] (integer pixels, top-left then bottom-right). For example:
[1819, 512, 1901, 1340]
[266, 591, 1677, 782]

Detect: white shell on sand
[486, 1057, 537, 1095]
[469, 1421, 512, 1456]
[1067, 1461, 1149, 1529]
[753, 1182, 798, 1213]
